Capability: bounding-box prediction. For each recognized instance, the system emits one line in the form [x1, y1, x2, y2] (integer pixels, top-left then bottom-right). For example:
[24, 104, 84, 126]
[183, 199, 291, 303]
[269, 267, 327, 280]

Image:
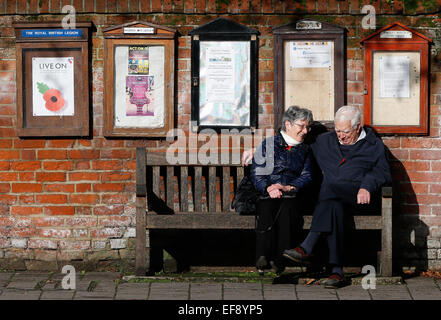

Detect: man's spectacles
[293, 122, 311, 132]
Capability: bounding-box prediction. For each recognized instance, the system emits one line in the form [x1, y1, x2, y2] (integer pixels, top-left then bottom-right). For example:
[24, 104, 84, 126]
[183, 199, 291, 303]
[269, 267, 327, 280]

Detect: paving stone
[115, 282, 150, 300]
[405, 277, 441, 300]
[40, 290, 75, 300]
[149, 282, 189, 300]
[0, 289, 41, 300]
[7, 273, 51, 290]
[74, 291, 115, 300]
[296, 284, 338, 300]
[190, 283, 222, 300]
[369, 285, 411, 300]
[335, 285, 372, 300]
[223, 283, 263, 300]
[263, 284, 296, 300]
[0, 273, 13, 287]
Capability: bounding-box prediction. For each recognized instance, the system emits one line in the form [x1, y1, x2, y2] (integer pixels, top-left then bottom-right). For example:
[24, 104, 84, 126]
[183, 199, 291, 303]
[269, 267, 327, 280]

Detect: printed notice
[379, 56, 410, 98]
[32, 57, 75, 116]
[290, 42, 332, 68]
[205, 45, 235, 103]
[126, 75, 155, 116]
[128, 46, 149, 74]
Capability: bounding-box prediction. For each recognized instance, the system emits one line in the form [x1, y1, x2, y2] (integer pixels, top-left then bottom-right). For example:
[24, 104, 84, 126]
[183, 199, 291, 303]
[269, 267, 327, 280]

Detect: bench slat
[146, 152, 242, 166]
[222, 167, 231, 212]
[194, 167, 202, 212]
[180, 166, 188, 212]
[152, 166, 160, 197]
[146, 213, 383, 230]
[208, 167, 216, 212]
[167, 167, 174, 210]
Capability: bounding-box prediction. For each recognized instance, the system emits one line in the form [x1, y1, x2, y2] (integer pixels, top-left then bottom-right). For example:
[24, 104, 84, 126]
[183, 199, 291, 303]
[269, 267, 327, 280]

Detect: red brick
[400, 161, 431, 172]
[59, 240, 90, 250]
[151, 0, 162, 11]
[0, 117, 12, 126]
[9, 228, 38, 237]
[19, 195, 34, 204]
[96, 0, 106, 12]
[11, 206, 42, 215]
[32, 217, 65, 227]
[262, 0, 272, 13]
[19, 172, 34, 181]
[38, 0, 49, 12]
[0, 71, 14, 81]
[68, 172, 100, 181]
[84, 0, 94, 11]
[43, 161, 74, 171]
[407, 171, 441, 183]
[11, 161, 41, 171]
[0, 172, 17, 181]
[68, 150, 100, 159]
[0, 217, 14, 227]
[0, 183, 9, 193]
[430, 184, 441, 194]
[92, 160, 123, 170]
[36, 172, 66, 182]
[0, 93, 13, 104]
[0, 161, 10, 170]
[49, 0, 61, 12]
[44, 184, 75, 193]
[409, 150, 441, 161]
[93, 183, 125, 192]
[72, 0, 83, 11]
[28, 239, 58, 249]
[93, 205, 124, 215]
[76, 183, 92, 192]
[40, 228, 71, 238]
[0, 194, 16, 205]
[12, 183, 42, 193]
[102, 194, 130, 204]
[0, 150, 19, 160]
[140, 0, 151, 12]
[45, 206, 75, 216]
[37, 150, 68, 160]
[101, 149, 133, 159]
[46, 140, 75, 148]
[99, 216, 132, 226]
[66, 217, 97, 227]
[90, 228, 123, 238]
[36, 195, 68, 204]
[101, 172, 132, 181]
[0, 128, 15, 137]
[70, 194, 99, 204]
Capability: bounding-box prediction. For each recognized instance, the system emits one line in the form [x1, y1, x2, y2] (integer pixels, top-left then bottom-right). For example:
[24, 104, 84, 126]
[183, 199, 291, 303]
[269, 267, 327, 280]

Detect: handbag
[231, 176, 260, 215]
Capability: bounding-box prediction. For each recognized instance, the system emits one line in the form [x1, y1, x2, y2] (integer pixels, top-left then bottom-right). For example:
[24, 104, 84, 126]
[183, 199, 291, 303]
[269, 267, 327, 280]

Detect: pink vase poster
[125, 75, 154, 116]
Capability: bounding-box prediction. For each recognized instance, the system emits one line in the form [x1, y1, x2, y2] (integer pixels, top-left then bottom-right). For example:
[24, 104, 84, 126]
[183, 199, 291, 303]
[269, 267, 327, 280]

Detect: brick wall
[1, 0, 441, 271]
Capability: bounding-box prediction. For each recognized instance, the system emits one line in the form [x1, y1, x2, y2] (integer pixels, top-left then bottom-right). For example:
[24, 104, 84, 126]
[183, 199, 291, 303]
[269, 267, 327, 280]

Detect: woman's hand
[266, 184, 295, 198]
[241, 148, 256, 166]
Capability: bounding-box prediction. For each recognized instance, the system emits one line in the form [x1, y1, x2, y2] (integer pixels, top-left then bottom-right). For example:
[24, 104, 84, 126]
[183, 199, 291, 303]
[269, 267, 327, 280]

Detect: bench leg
[136, 196, 147, 276]
[381, 195, 393, 277]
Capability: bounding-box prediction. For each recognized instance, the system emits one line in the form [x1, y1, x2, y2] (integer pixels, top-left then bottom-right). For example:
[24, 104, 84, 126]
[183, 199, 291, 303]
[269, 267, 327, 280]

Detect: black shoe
[324, 273, 345, 289]
[270, 261, 285, 275]
[283, 247, 313, 265]
[256, 256, 268, 275]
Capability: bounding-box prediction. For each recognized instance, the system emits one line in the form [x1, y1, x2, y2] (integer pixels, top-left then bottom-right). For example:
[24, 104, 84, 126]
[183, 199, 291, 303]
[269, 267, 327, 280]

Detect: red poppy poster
[32, 57, 75, 116]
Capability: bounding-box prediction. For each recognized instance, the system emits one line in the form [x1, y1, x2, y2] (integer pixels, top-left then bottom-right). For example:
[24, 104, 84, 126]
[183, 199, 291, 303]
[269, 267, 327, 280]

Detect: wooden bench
[135, 148, 393, 277]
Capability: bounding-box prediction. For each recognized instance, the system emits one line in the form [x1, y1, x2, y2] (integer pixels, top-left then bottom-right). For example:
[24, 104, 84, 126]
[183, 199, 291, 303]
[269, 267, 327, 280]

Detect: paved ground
[0, 271, 440, 300]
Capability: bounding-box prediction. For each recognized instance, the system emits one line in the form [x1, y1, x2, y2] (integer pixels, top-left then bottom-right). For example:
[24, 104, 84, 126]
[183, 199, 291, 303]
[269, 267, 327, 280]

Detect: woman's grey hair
[334, 105, 361, 129]
[281, 105, 313, 131]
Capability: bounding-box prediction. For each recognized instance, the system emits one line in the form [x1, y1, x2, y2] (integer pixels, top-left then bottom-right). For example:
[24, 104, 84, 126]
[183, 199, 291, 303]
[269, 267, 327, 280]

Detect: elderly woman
[250, 106, 313, 275]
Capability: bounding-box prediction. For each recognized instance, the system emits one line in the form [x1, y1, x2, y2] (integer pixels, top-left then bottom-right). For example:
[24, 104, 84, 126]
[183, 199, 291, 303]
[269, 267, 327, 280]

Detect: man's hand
[357, 188, 370, 204]
[241, 148, 255, 166]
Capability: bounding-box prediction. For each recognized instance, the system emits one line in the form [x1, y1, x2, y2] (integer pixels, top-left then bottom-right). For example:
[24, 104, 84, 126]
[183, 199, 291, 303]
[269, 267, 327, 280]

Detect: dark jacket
[311, 127, 392, 203]
[250, 131, 313, 196]
[310, 127, 392, 232]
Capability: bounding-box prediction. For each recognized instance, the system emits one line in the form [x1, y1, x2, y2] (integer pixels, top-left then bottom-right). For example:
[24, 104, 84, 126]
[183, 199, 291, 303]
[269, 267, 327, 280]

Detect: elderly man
[242, 105, 391, 288]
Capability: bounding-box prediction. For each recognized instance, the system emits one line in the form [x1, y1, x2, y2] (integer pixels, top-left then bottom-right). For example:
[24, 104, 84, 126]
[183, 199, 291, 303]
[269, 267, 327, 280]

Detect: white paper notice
[32, 57, 75, 116]
[205, 45, 235, 103]
[379, 56, 410, 98]
[290, 42, 332, 68]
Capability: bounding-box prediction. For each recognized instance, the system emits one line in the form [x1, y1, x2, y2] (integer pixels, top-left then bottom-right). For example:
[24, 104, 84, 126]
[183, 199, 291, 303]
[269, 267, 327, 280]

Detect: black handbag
[231, 176, 260, 215]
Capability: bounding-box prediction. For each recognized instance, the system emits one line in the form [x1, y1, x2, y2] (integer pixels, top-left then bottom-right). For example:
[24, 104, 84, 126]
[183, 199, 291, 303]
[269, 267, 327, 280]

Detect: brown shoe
[282, 247, 313, 265]
[324, 273, 346, 289]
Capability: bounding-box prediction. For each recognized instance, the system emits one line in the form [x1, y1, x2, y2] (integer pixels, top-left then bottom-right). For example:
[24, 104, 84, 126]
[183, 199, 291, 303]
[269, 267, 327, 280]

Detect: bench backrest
[136, 148, 244, 213]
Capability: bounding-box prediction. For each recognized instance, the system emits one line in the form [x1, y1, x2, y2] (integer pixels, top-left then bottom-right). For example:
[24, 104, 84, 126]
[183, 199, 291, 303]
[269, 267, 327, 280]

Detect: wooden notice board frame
[103, 21, 177, 137]
[361, 22, 432, 135]
[189, 18, 259, 133]
[13, 22, 92, 137]
[273, 20, 346, 130]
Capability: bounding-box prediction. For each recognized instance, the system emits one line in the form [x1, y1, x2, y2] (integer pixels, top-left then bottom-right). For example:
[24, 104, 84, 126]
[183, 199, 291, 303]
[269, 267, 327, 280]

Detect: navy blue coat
[310, 127, 392, 231]
[250, 132, 313, 196]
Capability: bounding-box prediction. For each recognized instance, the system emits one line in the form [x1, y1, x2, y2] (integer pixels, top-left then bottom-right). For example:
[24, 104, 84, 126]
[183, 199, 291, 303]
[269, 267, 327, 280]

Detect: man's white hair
[334, 105, 362, 129]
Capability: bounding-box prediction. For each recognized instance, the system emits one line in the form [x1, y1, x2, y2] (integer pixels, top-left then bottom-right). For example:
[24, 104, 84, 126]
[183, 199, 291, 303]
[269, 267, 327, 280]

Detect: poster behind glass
[114, 45, 165, 128]
[199, 41, 250, 127]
